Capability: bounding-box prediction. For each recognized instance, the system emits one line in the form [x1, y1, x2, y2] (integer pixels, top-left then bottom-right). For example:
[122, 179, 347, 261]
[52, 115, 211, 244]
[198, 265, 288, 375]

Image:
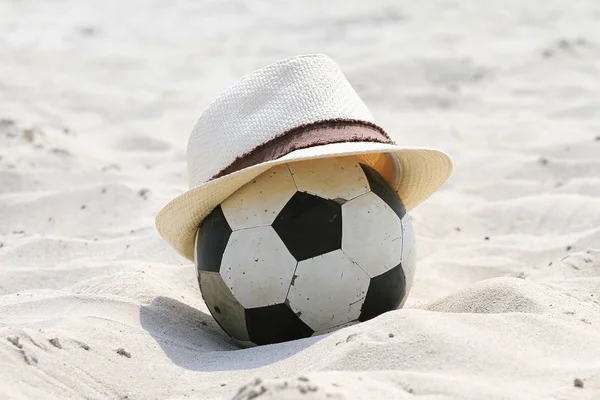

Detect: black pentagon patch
[245, 303, 314, 345]
[272, 191, 342, 261]
[195, 205, 232, 273]
[359, 164, 406, 219]
[358, 263, 406, 322]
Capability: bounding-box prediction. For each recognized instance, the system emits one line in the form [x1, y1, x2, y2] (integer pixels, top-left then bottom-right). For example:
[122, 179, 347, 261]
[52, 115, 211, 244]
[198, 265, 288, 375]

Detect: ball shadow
[139, 296, 321, 371]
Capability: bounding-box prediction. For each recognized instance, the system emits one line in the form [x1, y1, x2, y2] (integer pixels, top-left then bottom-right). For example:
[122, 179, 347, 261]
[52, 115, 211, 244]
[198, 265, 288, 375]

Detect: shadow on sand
[139, 296, 321, 371]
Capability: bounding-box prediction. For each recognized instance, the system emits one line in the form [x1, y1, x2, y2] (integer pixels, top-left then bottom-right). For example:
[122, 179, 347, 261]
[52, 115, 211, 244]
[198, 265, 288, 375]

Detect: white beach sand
[1, 0, 599, 398]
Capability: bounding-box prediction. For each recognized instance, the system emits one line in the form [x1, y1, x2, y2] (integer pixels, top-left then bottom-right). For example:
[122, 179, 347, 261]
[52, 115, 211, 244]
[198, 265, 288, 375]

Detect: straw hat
[155, 54, 453, 261]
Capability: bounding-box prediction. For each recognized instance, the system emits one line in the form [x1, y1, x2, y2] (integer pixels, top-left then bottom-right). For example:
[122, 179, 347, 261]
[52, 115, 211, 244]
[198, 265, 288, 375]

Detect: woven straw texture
[155, 54, 453, 261]
[187, 54, 374, 186]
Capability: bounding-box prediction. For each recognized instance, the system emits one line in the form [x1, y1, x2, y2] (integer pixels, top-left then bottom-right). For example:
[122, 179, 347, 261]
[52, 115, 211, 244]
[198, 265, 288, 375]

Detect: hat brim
[155, 141, 453, 261]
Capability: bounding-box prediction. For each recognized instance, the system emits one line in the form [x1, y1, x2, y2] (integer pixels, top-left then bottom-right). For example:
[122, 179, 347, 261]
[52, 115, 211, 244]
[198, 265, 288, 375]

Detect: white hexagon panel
[341, 192, 403, 278]
[288, 156, 370, 201]
[220, 226, 297, 309]
[286, 249, 370, 332]
[221, 164, 297, 231]
[197, 271, 250, 342]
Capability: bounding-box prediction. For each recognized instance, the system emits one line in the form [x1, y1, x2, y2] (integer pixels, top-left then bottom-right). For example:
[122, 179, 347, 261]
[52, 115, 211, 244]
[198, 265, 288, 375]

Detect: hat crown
[186, 54, 374, 187]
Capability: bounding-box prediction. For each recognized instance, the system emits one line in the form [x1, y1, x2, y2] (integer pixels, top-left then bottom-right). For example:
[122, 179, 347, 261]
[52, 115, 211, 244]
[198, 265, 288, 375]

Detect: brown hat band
[212, 119, 394, 180]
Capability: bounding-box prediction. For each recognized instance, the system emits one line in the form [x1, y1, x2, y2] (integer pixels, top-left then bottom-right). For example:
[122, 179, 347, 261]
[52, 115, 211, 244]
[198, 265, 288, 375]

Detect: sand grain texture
[1, 0, 600, 399]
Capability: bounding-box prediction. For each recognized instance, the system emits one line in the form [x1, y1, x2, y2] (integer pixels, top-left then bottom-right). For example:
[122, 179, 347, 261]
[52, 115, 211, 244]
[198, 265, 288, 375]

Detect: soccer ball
[195, 156, 416, 346]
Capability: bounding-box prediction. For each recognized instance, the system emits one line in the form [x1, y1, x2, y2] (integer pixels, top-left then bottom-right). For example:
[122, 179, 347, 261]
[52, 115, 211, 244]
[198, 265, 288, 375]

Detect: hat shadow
[139, 296, 321, 371]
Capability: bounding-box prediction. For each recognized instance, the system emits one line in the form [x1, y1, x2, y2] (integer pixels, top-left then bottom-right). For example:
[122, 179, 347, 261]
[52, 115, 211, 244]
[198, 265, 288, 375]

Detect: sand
[1, 0, 599, 399]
